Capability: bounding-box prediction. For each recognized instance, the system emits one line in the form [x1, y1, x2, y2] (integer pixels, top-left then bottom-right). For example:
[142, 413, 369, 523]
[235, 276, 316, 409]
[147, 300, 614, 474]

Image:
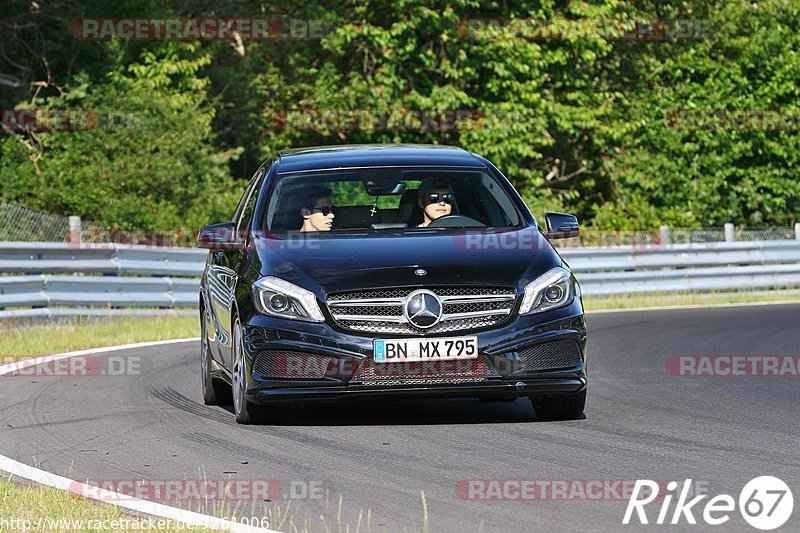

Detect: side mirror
[544, 212, 579, 239]
[198, 222, 239, 250]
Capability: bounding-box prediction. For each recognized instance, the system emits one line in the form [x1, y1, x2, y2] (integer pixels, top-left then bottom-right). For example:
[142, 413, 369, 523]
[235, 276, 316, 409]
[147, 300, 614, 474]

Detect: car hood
[253, 228, 562, 296]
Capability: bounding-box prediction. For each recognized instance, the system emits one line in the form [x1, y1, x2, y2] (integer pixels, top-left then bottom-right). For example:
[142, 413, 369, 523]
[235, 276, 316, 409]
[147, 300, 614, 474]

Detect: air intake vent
[518, 341, 583, 371]
[252, 350, 331, 379]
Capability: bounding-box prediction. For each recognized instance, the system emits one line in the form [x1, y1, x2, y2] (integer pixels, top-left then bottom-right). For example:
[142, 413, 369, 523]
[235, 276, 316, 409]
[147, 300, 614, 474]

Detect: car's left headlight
[519, 266, 575, 315]
[252, 277, 325, 322]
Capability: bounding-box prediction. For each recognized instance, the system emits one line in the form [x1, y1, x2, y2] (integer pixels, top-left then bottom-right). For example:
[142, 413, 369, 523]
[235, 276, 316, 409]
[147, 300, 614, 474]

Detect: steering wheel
[427, 214, 486, 228]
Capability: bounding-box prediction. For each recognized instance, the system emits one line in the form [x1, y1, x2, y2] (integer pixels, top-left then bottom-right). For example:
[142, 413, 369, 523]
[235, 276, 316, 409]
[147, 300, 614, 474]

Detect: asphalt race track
[1, 304, 798, 532]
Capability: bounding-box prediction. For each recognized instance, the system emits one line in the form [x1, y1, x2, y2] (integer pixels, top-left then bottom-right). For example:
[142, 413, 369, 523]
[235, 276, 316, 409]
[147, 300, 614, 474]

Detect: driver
[416, 177, 454, 227]
[298, 186, 335, 232]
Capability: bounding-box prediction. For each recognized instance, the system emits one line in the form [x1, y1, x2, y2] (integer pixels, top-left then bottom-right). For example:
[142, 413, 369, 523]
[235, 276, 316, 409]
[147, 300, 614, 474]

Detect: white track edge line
[0, 338, 277, 533]
[0, 338, 200, 375]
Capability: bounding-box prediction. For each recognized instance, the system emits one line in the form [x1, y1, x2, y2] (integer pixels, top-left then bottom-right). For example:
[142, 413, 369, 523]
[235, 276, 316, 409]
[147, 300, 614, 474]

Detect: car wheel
[201, 307, 227, 406]
[231, 318, 263, 424]
[530, 389, 586, 421]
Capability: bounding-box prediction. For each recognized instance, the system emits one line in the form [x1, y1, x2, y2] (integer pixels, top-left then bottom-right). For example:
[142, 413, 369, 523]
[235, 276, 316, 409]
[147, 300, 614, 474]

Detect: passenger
[298, 186, 335, 232]
[416, 177, 454, 227]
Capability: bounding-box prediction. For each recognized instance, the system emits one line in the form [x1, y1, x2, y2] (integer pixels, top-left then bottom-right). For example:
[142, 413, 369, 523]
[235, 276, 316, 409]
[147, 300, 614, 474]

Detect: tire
[231, 318, 264, 424]
[201, 306, 227, 406]
[530, 389, 586, 421]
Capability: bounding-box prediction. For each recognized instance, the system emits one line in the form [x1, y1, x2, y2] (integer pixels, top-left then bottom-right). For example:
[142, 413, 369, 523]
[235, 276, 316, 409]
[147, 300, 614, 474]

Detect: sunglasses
[425, 193, 454, 205]
[311, 206, 335, 216]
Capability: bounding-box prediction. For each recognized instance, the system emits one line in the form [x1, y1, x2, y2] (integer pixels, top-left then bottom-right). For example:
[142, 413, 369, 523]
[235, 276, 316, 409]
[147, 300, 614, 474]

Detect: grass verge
[0, 315, 198, 363]
[0, 476, 219, 532]
[0, 475, 416, 532]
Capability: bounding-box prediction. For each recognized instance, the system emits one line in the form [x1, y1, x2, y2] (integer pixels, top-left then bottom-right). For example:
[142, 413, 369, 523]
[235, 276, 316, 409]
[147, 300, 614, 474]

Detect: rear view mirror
[363, 177, 406, 196]
[544, 212, 579, 239]
[198, 222, 239, 250]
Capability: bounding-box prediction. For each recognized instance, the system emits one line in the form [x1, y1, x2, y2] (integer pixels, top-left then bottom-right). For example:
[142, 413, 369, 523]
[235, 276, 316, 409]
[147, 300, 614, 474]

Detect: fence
[0, 200, 71, 242]
[4, 204, 798, 246]
[563, 241, 800, 295]
[554, 223, 800, 247]
[0, 236, 798, 318]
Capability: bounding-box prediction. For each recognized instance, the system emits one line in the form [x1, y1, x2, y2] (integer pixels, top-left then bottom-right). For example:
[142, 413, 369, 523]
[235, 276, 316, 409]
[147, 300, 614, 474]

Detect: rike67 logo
[623, 477, 794, 530]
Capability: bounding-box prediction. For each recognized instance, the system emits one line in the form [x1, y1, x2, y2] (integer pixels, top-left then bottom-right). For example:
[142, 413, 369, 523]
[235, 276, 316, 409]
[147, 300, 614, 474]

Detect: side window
[232, 182, 256, 224]
[235, 167, 266, 241]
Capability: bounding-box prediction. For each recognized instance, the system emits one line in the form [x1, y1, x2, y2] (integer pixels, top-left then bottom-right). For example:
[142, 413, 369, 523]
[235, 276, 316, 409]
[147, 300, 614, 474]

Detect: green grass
[0, 476, 220, 532]
[0, 315, 198, 363]
[0, 475, 416, 533]
[583, 289, 800, 311]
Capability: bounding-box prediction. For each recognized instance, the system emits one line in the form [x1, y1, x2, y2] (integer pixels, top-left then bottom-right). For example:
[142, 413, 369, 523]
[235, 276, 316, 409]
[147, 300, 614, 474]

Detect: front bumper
[240, 300, 587, 405]
[254, 377, 586, 403]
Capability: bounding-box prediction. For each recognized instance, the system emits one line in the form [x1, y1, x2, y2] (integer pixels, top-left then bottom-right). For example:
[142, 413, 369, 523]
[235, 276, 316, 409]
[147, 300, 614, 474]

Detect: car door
[213, 165, 268, 370]
[205, 171, 260, 368]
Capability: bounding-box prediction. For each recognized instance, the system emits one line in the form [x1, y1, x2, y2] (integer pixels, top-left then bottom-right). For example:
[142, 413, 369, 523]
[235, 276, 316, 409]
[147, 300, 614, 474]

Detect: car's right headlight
[252, 277, 325, 322]
[519, 267, 575, 315]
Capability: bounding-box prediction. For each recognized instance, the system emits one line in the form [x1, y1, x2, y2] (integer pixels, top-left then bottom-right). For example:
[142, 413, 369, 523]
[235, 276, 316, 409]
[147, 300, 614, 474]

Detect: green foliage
[0, 0, 798, 231]
[593, 0, 800, 228]
[0, 43, 241, 230]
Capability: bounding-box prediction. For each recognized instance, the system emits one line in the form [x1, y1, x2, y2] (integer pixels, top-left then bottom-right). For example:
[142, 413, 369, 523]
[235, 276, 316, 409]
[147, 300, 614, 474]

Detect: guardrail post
[724, 223, 735, 242]
[795, 223, 800, 240]
[659, 225, 671, 246]
[69, 216, 82, 247]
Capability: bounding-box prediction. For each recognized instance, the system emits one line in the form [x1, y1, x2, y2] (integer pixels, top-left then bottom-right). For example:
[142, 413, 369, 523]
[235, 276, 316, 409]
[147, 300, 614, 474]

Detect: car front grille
[351, 354, 500, 385]
[517, 340, 583, 371]
[327, 286, 517, 335]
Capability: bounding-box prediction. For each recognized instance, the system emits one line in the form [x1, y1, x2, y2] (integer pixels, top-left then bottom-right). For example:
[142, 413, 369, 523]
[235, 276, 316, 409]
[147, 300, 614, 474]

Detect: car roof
[275, 144, 486, 173]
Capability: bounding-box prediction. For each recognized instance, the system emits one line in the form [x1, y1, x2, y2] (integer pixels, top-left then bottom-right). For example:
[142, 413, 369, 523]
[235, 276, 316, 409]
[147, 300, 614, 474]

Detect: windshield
[262, 167, 522, 233]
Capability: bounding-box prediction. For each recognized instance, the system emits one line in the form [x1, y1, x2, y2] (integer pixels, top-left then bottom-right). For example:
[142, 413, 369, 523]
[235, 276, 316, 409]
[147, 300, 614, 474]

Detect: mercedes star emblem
[404, 289, 443, 329]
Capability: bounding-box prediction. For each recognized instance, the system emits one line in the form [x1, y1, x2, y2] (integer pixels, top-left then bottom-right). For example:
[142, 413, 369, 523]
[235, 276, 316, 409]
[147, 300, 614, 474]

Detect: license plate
[373, 336, 478, 363]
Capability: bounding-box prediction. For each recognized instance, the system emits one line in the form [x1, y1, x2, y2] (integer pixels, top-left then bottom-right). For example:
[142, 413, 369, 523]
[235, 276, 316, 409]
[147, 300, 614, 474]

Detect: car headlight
[252, 277, 325, 322]
[519, 267, 575, 315]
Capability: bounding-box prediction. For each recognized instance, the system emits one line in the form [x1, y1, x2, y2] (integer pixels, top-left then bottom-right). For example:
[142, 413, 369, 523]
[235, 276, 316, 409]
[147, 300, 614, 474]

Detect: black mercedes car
[198, 144, 587, 424]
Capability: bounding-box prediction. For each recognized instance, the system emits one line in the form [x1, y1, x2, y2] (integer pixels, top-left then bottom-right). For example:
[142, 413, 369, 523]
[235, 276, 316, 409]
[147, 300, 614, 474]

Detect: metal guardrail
[576, 264, 800, 295]
[0, 243, 206, 319]
[561, 240, 800, 271]
[0, 240, 798, 318]
[0, 275, 199, 308]
[0, 242, 206, 276]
